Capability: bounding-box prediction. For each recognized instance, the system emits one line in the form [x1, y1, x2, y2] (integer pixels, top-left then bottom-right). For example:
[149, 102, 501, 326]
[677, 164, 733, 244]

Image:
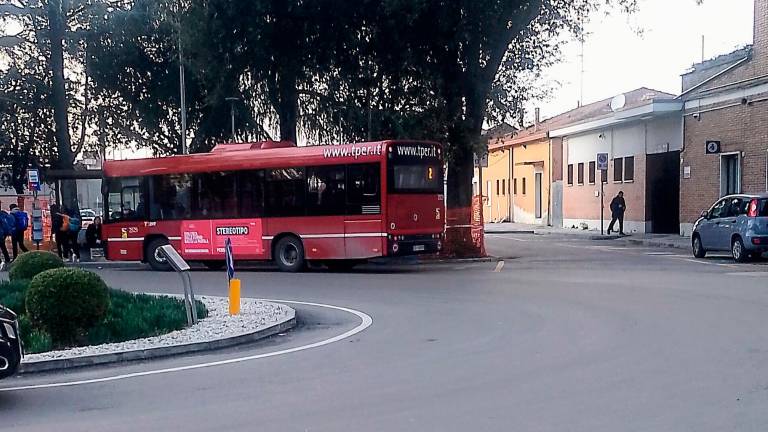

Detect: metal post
[185, 271, 198, 323]
[230, 103, 235, 139]
[178, 35, 187, 155]
[600, 180, 605, 235]
[180, 272, 193, 326]
[226, 97, 239, 141]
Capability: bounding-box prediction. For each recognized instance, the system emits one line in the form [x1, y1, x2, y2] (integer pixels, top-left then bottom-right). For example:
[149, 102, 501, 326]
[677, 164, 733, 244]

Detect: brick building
[552, 89, 683, 233]
[679, 0, 768, 236]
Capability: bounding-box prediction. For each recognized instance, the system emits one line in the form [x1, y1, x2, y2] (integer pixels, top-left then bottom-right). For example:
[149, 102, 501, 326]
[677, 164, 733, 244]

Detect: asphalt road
[2, 234, 768, 431]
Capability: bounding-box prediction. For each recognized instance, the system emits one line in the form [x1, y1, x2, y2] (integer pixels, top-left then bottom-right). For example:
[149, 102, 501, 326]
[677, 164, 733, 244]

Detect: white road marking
[644, 252, 676, 256]
[486, 234, 530, 242]
[493, 260, 505, 272]
[0, 299, 373, 393]
[674, 258, 738, 268]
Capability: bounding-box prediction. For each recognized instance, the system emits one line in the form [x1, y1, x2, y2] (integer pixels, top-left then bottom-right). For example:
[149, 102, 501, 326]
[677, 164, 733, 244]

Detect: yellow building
[476, 118, 553, 225]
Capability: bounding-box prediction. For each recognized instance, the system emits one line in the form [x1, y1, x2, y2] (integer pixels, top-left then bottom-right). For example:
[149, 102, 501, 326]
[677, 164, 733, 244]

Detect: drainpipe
[509, 145, 514, 222]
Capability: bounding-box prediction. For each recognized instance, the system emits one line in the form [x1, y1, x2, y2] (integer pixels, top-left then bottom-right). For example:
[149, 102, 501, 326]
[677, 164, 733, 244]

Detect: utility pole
[178, 33, 187, 154]
[226, 97, 239, 140]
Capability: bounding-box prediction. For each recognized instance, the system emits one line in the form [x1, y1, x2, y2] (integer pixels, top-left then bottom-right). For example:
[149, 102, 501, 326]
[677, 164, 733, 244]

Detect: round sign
[597, 153, 608, 164]
[707, 141, 719, 153]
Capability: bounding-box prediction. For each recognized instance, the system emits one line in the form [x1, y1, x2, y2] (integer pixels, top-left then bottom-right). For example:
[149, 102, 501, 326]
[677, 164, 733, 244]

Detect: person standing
[64, 207, 81, 263]
[607, 191, 627, 236]
[9, 204, 29, 259]
[0, 207, 14, 270]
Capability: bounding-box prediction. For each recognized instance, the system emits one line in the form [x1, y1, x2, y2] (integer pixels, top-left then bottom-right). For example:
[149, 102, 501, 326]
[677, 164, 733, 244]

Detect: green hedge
[26, 268, 110, 346]
[0, 277, 208, 353]
[9, 251, 65, 281]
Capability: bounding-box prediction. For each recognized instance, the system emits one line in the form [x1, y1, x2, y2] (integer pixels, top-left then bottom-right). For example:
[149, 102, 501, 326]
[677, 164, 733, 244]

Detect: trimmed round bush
[26, 268, 110, 346]
[9, 251, 65, 281]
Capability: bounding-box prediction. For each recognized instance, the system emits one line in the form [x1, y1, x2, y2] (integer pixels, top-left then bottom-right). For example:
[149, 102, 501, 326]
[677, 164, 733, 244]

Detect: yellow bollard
[229, 278, 241, 316]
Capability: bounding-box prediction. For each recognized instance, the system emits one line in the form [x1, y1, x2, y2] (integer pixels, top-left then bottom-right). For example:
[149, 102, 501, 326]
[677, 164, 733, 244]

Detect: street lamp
[225, 97, 239, 141]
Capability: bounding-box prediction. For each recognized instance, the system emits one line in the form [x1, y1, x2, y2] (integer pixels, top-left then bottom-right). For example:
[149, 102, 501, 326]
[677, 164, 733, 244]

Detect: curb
[19, 306, 296, 374]
[625, 238, 689, 250]
[418, 256, 498, 264]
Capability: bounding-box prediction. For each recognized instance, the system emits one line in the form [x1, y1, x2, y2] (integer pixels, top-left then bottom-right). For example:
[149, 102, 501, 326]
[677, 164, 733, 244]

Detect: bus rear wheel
[146, 237, 171, 271]
[274, 236, 305, 273]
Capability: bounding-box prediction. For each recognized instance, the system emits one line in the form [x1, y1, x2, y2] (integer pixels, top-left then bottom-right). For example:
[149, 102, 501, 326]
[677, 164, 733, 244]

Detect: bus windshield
[388, 143, 443, 194]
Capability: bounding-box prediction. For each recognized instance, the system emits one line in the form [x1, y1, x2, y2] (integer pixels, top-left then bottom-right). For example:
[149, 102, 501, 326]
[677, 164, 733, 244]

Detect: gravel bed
[22, 296, 292, 363]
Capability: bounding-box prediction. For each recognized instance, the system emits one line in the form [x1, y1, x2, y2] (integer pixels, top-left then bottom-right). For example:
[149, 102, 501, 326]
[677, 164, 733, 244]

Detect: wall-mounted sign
[597, 153, 609, 171]
[705, 140, 721, 154]
[683, 166, 691, 179]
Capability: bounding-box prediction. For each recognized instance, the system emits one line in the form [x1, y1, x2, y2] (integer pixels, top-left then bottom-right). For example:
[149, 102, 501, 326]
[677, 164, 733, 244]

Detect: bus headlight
[392, 243, 399, 253]
[437, 241, 442, 250]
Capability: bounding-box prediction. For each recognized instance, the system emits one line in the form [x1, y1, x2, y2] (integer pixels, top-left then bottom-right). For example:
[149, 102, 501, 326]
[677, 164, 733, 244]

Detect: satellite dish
[610, 94, 626, 112]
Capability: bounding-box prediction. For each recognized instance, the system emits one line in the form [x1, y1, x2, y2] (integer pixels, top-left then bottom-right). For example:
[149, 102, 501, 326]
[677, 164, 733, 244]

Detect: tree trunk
[47, 0, 78, 212]
[277, 66, 298, 143]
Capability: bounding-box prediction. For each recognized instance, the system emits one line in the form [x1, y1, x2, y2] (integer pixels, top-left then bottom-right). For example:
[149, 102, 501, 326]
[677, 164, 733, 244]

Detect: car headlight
[3, 323, 16, 340]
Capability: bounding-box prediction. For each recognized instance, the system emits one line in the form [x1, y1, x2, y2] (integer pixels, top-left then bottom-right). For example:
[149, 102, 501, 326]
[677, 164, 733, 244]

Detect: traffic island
[19, 296, 295, 374]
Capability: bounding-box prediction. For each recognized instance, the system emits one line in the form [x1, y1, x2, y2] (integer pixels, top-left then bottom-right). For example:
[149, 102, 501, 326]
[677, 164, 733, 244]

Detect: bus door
[344, 163, 384, 258]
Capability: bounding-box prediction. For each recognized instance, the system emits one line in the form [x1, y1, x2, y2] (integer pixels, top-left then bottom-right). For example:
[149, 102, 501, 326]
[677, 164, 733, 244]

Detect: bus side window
[307, 165, 346, 216]
[238, 170, 265, 218]
[265, 168, 306, 217]
[149, 174, 191, 220]
[347, 163, 380, 215]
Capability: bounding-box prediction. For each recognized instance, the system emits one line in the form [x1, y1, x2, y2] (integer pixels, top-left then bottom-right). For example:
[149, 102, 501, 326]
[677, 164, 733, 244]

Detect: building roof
[490, 87, 677, 150]
[482, 123, 518, 140]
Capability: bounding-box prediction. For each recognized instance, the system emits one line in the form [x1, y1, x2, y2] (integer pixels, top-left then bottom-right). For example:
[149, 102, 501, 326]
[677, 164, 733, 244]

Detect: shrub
[87, 290, 208, 345]
[9, 251, 65, 281]
[26, 268, 110, 346]
[0, 279, 30, 313]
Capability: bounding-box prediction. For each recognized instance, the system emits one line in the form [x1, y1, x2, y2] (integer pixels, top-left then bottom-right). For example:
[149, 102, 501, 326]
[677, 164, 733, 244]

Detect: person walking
[50, 204, 65, 258]
[0, 207, 14, 270]
[9, 204, 29, 259]
[607, 191, 627, 236]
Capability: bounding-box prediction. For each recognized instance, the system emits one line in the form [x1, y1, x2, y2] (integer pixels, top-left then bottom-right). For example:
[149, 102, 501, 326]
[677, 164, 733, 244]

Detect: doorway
[720, 153, 740, 196]
[534, 172, 543, 219]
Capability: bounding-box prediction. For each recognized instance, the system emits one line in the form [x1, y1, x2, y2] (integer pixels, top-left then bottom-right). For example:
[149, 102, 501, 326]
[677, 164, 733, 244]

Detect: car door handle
[728, 220, 737, 223]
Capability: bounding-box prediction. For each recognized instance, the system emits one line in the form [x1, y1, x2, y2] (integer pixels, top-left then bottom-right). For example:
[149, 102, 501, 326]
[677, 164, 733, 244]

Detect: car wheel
[692, 235, 706, 258]
[0, 342, 21, 380]
[146, 237, 172, 271]
[732, 237, 749, 263]
[273, 236, 305, 273]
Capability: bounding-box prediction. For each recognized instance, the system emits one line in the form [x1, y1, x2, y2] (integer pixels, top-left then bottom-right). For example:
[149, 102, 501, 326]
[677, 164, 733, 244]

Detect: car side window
[728, 198, 749, 217]
[709, 199, 728, 219]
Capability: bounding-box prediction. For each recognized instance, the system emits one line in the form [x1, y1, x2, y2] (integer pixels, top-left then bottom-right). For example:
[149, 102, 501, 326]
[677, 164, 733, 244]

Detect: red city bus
[101, 140, 445, 271]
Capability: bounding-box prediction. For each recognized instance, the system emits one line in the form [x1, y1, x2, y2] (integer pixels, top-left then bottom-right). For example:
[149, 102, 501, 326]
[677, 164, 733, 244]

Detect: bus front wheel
[274, 236, 305, 273]
[146, 237, 172, 271]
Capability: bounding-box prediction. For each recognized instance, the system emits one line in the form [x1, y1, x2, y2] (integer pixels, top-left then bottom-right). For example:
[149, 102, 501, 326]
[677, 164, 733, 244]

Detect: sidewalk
[485, 222, 691, 251]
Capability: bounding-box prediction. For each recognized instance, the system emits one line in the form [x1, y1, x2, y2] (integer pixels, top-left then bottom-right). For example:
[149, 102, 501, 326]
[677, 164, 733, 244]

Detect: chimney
[755, 0, 767, 62]
[534, 107, 541, 131]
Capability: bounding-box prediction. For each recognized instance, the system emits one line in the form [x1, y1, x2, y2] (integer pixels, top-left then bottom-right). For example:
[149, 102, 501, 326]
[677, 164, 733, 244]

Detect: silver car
[692, 193, 768, 262]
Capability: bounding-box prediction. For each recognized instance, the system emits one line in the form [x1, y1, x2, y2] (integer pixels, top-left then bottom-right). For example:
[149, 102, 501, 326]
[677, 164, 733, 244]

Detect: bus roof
[103, 140, 441, 177]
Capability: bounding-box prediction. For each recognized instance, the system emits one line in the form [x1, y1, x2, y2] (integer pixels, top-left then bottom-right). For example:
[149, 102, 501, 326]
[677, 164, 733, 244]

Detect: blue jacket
[0, 211, 16, 237]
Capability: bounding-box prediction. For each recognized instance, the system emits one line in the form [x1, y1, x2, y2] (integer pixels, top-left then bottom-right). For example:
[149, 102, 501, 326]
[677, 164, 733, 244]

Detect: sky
[531, 0, 756, 120]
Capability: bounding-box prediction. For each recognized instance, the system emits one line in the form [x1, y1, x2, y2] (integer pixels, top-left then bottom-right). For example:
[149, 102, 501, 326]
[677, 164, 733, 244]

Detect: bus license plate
[413, 245, 425, 252]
